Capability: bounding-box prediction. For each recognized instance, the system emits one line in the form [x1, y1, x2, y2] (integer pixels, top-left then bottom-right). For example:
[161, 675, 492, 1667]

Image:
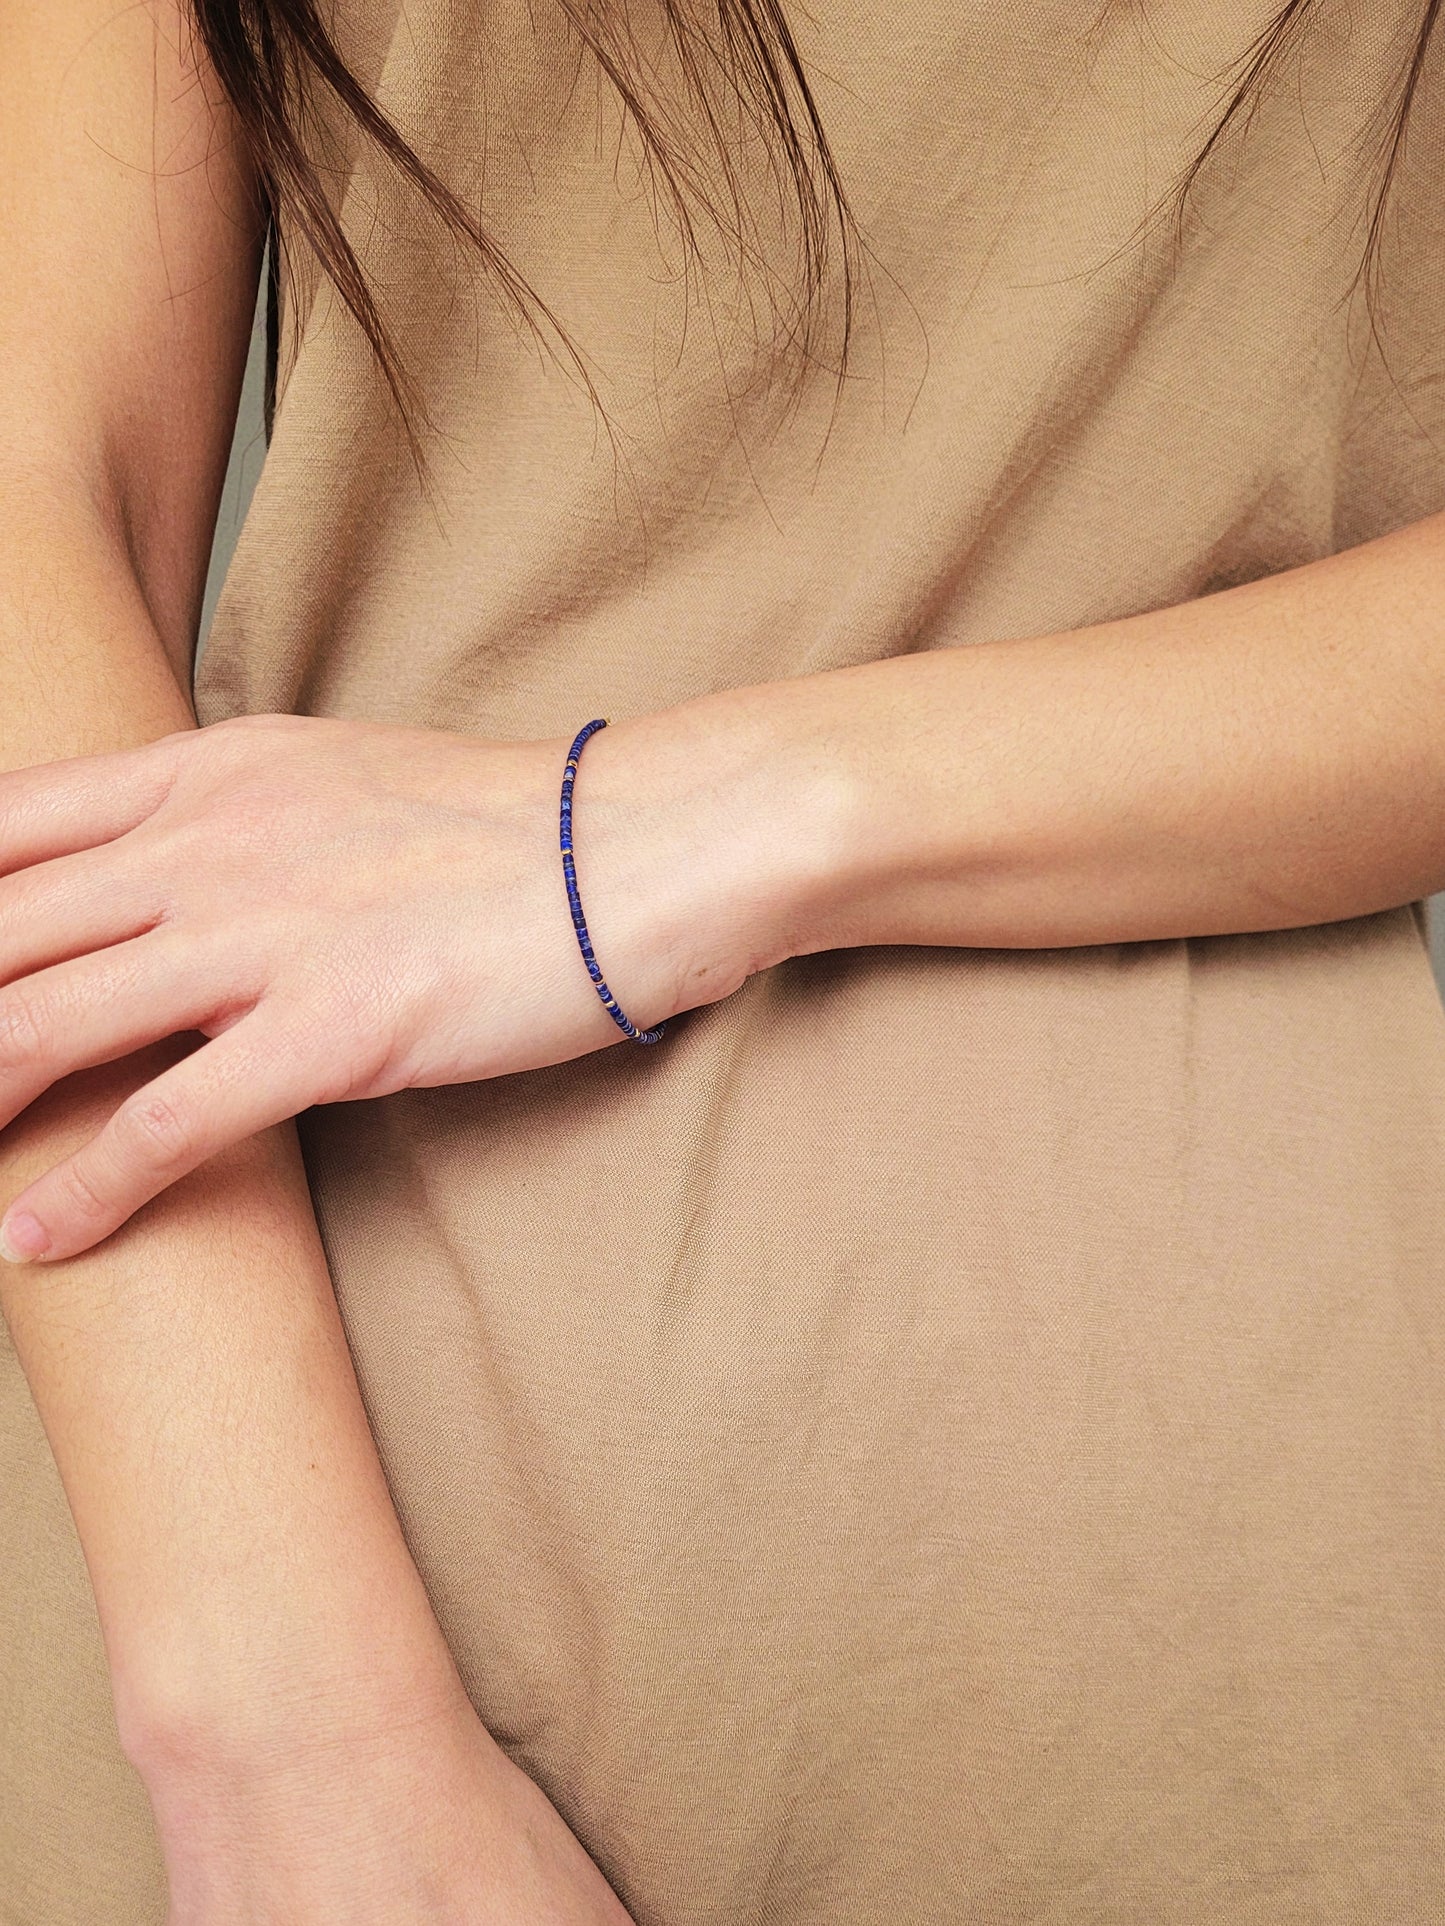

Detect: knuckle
[209, 712, 301, 753]
[118, 1092, 196, 1171]
[206, 714, 262, 754]
[54, 1158, 111, 1226]
[0, 991, 48, 1074]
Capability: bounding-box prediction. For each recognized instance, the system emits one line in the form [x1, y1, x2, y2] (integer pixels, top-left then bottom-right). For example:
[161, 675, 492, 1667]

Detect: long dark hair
[189, 0, 1440, 465]
[1178, 1, 1442, 307]
[192, 0, 859, 468]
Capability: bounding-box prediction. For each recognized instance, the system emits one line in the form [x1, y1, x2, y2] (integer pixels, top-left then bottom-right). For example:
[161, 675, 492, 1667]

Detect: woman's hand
[0, 705, 810, 1264]
[136, 1667, 636, 1925]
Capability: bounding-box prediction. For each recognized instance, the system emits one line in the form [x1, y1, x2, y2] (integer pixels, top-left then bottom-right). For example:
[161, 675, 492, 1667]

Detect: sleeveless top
[6, 3, 1445, 1919]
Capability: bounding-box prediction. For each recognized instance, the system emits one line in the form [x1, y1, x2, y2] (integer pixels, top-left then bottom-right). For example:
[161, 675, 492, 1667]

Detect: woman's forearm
[2, 1066, 465, 1761]
[667, 507, 1445, 962]
[0, 14, 637, 1912]
[0, 507, 466, 1770]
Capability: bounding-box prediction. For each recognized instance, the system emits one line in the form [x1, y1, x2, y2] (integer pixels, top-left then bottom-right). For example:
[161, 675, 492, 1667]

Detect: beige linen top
[5, 4, 1445, 1919]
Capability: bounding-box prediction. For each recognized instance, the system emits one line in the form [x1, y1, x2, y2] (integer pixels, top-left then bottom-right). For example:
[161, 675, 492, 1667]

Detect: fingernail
[0, 1210, 52, 1264]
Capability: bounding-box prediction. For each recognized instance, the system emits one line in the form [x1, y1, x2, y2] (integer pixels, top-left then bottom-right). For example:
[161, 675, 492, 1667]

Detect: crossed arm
[0, 6, 638, 1917]
[6, 506, 1445, 1278]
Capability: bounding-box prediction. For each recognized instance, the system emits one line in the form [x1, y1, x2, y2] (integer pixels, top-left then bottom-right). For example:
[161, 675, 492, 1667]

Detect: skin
[0, 708, 795, 1262]
[5, 0, 1445, 1918]
[6, 505, 1445, 1268]
[1, 2, 634, 1918]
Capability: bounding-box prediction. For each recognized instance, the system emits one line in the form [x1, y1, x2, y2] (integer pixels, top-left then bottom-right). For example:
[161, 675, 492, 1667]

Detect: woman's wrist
[0, 1051, 467, 1797]
[104, 1348, 471, 1794]
[117, 1606, 474, 1795]
[108, 1459, 483, 1818]
[575, 679, 863, 1016]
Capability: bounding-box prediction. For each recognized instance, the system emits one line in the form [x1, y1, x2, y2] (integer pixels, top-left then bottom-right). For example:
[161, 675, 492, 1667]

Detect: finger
[0, 733, 186, 875]
[0, 1005, 324, 1264]
[0, 928, 251, 1135]
[0, 841, 166, 987]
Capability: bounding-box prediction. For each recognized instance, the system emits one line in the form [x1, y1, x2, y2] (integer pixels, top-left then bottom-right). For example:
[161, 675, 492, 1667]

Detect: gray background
[199, 268, 271, 650]
[200, 267, 1445, 995]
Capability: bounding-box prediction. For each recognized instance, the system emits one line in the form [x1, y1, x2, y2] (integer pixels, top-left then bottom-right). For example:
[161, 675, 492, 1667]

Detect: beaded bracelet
[560, 718, 667, 1045]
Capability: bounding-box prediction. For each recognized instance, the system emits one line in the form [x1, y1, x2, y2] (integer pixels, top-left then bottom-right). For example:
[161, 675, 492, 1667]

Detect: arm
[634, 508, 1445, 964]
[3, 508, 1441, 1276]
[1, 11, 634, 1919]
[0, 0, 467, 1753]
